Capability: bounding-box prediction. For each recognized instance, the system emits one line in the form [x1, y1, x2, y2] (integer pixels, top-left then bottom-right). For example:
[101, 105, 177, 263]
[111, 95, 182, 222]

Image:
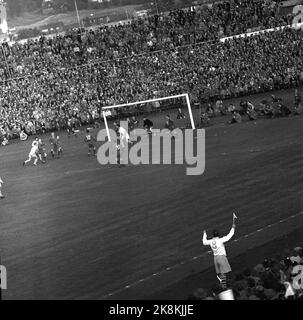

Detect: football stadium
[0, 0, 303, 302]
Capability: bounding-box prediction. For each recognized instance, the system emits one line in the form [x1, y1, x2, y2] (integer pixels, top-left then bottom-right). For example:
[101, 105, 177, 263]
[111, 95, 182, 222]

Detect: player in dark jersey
[164, 115, 175, 131]
[67, 118, 79, 138]
[131, 115, 139, 128]
[49, 132, 63, 159]
[143, 118, 153, 133]
[127, 117, 135, 132]
[128, 115, 139, 134]
[115, 138, 127, 168]
[84, 128, 97, 157]
[116, 140, 122, 168]
[67, 118, 73, 138]
[38, 138, 47, 163]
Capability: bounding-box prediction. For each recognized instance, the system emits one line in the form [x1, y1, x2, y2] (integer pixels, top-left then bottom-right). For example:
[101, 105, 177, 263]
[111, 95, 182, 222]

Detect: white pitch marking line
[234, 236, 243, 241]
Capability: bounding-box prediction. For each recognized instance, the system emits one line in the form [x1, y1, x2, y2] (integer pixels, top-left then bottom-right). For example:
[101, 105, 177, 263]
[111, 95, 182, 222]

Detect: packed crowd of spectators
[0, 0, 292, 80]
[189, 246, 303, 300]
[0, 0, 302, 141]
[198, 89, 302, 127]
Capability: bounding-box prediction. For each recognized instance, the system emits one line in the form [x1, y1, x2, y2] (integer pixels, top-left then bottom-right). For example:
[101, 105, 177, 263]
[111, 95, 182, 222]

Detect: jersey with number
[202, 227, 235, 256]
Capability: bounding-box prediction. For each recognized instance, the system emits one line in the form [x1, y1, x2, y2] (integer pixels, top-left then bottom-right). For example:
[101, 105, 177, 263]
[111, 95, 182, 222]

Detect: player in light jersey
[114, 123, 132, 148]
[203, 223, 236, 289]
[23, 138, 39, 166]
[177, 108, 186, 120]
[0, 177, 4, 199]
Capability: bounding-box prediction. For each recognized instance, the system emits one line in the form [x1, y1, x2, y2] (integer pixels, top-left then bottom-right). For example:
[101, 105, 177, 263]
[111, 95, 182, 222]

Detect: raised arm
[202, 230, 211, 246]
[221, 226, 235, 243]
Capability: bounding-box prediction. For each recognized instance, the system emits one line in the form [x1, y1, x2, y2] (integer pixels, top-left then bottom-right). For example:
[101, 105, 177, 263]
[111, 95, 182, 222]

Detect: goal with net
[101, 93, 196, 142]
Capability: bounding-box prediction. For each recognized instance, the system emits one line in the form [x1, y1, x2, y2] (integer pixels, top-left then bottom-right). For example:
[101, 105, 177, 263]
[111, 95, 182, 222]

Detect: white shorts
[29, 152, 38, 158]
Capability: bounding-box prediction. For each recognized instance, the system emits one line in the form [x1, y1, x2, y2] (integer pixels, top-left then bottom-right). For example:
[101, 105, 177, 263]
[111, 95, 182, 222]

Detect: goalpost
[101, 93, 195, 142]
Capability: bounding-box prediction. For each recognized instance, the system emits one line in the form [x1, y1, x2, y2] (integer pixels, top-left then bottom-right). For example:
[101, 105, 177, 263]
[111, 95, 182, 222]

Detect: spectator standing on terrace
[20, 130, 28, 141]
[203, 222, 236, 289]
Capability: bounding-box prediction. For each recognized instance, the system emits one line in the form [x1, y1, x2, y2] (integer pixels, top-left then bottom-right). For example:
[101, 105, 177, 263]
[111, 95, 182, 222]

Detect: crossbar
[102, 94, 189, 110]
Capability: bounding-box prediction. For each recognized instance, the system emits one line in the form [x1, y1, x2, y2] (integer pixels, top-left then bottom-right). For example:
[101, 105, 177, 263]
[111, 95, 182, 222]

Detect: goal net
[101, 93, 196, 142]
